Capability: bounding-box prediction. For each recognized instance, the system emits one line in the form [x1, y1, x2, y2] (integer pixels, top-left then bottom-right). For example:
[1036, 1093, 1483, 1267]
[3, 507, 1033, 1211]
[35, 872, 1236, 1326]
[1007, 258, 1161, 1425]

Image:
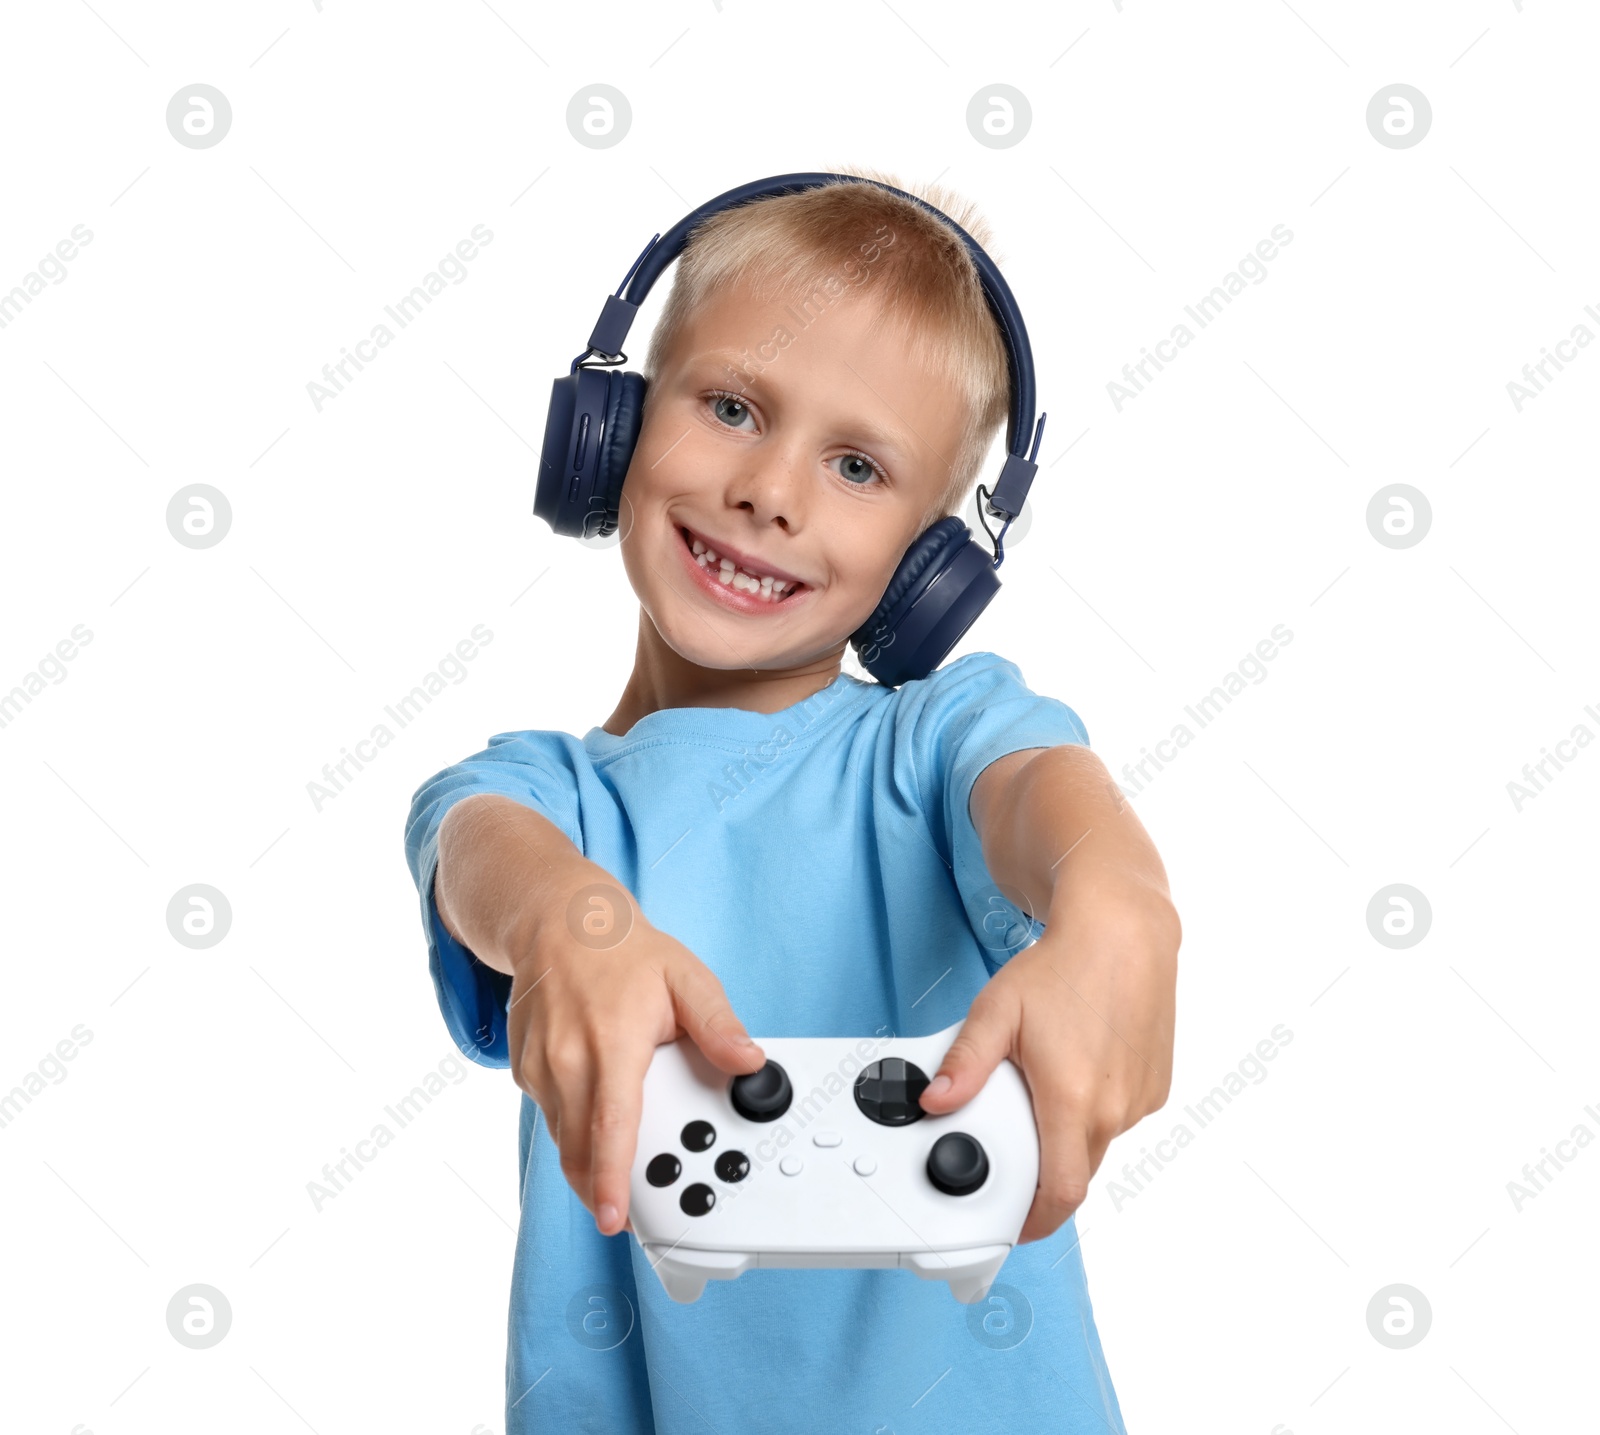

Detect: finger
[588, 1042, 654, 1237]
[919, 991, 1018, 1115]
[1018, 1119, 1093, 1244]
[514, 1045, 560, 1145]
[548, 1048, 600, 1217]
[667, 959, 766, 1074]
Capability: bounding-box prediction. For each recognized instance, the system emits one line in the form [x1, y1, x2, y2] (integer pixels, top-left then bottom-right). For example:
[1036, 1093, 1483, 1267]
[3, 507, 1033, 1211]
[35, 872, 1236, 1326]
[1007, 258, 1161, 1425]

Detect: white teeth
[685, 529, 800, 602]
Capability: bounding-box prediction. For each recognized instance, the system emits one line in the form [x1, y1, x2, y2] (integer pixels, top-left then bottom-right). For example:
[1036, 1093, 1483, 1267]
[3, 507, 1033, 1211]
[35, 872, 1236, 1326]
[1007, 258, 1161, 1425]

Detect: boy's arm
[434, 793, 625, 977]
[918, 743, 1180, 1244]
[430, 791, 766, 1235]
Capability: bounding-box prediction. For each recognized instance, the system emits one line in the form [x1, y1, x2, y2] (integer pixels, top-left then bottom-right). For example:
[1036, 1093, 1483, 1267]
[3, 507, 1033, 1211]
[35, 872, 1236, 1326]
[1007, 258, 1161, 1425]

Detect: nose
[726, 438, 809, 533]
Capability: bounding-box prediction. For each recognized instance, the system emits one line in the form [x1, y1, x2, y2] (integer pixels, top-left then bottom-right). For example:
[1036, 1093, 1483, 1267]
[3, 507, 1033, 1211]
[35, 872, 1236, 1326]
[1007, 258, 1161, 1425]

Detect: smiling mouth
[678, 526, 809, 605]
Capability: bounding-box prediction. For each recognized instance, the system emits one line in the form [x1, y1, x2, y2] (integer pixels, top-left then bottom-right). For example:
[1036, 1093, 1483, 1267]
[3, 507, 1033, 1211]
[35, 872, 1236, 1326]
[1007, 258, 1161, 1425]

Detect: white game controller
[627, 1021, 1040, 1304]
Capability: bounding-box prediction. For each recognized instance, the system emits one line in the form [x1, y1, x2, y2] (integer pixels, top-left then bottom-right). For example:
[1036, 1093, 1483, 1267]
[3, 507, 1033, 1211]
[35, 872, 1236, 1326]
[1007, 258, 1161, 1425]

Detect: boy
[404, 166, 1179, 1434]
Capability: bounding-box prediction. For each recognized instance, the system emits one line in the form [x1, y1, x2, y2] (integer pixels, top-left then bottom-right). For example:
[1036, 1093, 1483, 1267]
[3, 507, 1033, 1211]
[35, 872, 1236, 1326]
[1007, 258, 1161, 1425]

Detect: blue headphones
[533, 171, 1046, 688]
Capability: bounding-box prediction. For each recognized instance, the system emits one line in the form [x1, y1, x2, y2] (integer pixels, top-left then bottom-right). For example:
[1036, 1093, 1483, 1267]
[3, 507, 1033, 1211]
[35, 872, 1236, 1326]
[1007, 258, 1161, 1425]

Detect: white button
[780, 1155, 803, 1176]
[812, 1131, 842, 1148]
[853, 1155, 877, 1177]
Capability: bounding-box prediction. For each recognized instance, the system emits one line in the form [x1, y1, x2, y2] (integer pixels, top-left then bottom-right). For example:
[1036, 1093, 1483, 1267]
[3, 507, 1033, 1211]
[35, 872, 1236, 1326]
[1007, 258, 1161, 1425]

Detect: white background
[2, 2, 1596, 1432]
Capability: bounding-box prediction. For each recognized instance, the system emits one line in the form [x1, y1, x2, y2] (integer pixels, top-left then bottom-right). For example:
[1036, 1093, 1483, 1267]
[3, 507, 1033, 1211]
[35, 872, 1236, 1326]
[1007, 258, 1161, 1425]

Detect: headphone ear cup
[850, 517, 1001, 687]
[534, 367, 608, 538]
[593, 369, 647, 536]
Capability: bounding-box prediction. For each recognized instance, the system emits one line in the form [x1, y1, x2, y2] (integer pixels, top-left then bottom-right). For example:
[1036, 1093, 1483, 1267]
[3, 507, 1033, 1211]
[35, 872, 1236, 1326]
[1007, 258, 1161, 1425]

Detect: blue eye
[829, 453, 886, 486]
[709, 392, 755, 430]
[707, 391, 888, 488]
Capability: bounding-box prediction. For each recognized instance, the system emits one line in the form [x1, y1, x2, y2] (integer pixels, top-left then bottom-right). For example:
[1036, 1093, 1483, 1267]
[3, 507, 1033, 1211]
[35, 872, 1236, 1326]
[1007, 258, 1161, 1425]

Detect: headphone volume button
[573, 412, 590, 473]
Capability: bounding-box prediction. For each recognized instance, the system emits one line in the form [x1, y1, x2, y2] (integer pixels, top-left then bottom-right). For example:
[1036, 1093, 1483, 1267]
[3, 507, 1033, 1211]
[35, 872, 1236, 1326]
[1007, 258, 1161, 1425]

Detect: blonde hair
[641, 163, 1013, 530]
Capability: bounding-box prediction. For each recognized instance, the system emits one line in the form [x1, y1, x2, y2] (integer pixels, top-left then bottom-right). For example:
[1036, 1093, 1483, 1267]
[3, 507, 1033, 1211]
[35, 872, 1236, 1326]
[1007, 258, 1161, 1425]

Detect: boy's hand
[502, 889, 766, 1238]
[917, 879, 1179, 1245]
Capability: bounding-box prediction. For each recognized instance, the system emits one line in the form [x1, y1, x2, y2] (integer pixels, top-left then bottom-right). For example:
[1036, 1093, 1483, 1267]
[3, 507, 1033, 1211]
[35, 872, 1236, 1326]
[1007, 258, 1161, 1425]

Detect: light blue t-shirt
[403, 651, 1127, 1435]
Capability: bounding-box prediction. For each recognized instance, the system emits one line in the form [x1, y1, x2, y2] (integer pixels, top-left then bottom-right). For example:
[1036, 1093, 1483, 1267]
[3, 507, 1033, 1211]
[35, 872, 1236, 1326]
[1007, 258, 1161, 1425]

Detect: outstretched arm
[918, 743, 1181, 1243]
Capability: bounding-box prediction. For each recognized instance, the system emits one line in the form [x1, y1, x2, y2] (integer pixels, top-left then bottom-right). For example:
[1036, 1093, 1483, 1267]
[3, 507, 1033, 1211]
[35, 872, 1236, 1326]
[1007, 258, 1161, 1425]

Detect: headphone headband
[576, 171, 1044, 521]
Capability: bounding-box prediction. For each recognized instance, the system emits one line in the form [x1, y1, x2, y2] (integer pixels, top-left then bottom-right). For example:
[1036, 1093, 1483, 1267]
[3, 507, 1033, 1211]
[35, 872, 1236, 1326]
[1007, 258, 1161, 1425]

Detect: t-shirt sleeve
[402, 731, 585, 1069]
[904, 651, 1091, 966]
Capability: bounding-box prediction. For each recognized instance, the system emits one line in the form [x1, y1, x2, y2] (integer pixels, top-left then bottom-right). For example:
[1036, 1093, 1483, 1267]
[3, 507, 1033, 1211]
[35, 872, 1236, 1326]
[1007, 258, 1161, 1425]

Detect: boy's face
[616, 278, 970, 675]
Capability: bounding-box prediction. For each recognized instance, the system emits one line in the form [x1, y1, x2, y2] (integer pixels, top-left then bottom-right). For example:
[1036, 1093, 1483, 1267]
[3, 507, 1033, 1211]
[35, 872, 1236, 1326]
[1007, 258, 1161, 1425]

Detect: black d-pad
[853, 1058, 929, 1126]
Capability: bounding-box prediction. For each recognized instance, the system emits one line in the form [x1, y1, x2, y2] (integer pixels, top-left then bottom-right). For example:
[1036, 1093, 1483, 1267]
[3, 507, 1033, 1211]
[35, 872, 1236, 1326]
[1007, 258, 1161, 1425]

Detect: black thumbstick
[927, 1132, 989, 1196]
[730, 1060, 791, 1122]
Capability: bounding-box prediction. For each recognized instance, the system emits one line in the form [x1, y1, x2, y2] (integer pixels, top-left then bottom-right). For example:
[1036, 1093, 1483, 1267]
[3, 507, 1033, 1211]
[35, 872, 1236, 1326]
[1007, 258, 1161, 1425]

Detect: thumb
[667, 957, 765, 1075]
[919, 996, 1016, 1115]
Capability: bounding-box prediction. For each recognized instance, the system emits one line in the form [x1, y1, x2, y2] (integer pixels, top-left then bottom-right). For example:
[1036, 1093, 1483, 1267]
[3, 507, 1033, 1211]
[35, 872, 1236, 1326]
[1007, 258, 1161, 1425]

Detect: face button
[714, 1150, 750, 1183]
[926, 1132, 989, 1196]
[646, 1153, 681, 1187]
[853, 1058, 930, 1126]
[731, 1060, 792, 1122]
[681, 1120, 716, 1152]
[679, 1182, 716, 1216]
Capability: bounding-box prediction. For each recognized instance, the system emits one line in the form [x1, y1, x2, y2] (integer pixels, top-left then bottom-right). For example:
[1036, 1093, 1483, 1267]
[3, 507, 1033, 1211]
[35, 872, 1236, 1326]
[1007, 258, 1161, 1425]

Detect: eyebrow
[684, 350, 914, 464]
